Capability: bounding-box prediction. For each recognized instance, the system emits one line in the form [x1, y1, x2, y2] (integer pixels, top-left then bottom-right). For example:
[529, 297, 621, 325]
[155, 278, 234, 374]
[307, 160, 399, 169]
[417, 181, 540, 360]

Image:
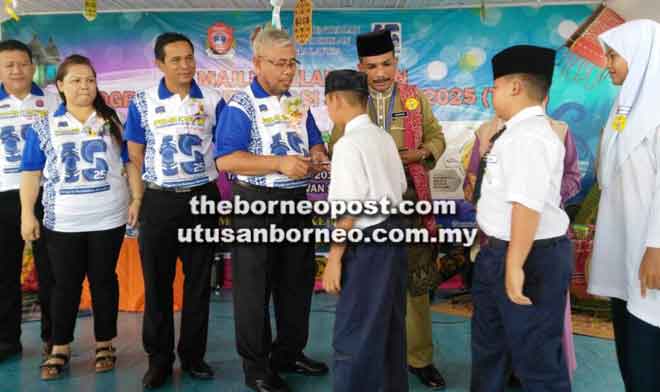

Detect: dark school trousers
[333, 217, 408, 392]
[471, 236, 573, 392]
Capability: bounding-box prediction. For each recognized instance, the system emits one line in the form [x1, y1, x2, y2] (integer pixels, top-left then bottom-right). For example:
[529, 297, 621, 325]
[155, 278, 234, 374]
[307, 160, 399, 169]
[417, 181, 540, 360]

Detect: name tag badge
[486, 153, 497, 164]
[392, 111, 408, 119]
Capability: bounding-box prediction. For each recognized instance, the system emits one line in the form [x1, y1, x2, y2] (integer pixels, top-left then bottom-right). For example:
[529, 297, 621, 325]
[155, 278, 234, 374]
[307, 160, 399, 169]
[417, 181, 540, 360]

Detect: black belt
[235, 180, 306, 194]
[145, 181, 211, 193]
[485, 235, 566, 249]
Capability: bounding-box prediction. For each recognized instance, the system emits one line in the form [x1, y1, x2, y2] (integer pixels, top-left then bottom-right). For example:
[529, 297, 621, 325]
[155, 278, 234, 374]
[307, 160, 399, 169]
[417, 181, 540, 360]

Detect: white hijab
[598, 19, 660, 189]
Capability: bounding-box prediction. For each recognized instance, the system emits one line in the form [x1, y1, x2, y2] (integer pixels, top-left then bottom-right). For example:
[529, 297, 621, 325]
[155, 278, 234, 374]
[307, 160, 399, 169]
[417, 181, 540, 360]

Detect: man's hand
[322, 255, 342, 294]
[640, 247, 660, 298]
[506, 265, 532, 305]
[278, 156, 311, 179]
[21, 213, 40, 241]
[399, 149, 427, 165]
[128, 199, 141, 228]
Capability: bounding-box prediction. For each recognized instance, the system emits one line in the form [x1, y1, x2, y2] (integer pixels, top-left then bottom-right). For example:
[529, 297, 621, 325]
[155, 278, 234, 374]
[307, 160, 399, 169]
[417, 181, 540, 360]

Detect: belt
[485, 235, 566, 249]
[145, 182, 210, 193]
[235, 180, 306, 194]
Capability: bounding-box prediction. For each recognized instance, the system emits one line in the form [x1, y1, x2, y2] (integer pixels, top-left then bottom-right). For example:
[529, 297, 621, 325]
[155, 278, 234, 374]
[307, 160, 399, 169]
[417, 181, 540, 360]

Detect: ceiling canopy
[2, 1, 653, 23]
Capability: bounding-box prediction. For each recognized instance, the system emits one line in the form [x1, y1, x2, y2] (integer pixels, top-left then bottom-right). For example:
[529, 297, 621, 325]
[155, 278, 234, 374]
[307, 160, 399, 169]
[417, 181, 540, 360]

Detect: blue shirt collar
[250, 78, 291, 99]
[158, 78, 204, 100]
[0, 82, 45, 100]
[53, 103, 67, 117]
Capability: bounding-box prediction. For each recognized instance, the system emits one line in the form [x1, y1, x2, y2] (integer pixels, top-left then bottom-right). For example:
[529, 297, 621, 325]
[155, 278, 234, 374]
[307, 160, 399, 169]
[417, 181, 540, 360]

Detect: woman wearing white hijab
[589, 19, 660, 392]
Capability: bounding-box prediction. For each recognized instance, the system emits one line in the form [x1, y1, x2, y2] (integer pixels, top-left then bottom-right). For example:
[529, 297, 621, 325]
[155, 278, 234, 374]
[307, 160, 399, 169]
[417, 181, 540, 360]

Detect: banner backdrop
[3, 5, 618, 203]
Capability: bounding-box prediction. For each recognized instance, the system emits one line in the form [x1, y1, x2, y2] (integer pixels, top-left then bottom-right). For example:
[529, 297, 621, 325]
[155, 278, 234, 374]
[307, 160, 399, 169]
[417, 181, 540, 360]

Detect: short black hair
[328, 90, 368, 108]
[154, 32, 194, 62]
[508, 73, 550, 102]
[0, 40, 33, 63]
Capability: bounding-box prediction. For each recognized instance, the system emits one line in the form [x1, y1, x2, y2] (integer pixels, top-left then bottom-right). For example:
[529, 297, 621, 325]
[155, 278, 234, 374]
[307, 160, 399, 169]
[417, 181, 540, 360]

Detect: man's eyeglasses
[260, 57, 300, 70]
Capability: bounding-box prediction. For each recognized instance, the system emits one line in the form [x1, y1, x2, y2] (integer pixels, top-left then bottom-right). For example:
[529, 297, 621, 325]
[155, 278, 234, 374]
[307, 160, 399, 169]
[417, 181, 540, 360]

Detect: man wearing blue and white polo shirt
[0, 40, 59, 361]
[124, 32, 224, 389]
[215, 27, 329, 392]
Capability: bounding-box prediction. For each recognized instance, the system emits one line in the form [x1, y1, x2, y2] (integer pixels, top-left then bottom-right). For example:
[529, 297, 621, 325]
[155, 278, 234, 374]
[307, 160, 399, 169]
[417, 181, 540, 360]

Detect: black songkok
[491, 45, 556, 83]
[356, 29, 395, 58]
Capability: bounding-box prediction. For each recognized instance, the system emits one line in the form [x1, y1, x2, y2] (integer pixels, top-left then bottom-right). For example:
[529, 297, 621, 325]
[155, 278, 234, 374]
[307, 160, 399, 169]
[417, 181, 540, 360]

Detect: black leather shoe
[0, 343, 22, 362]
[271, 354, 328, 376]
[408, 364, 446, 390]
[246, 373, 290, 392]
[181, 360, 214, 379]
[142, 366, 172, 389]
[508, 372, 522, 388]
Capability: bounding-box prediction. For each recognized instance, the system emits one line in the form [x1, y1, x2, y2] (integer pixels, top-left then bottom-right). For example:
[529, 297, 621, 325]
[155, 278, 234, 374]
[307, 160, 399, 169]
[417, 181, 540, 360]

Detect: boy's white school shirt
[327, 114, 407, 230]
[476, 105, 569, 240]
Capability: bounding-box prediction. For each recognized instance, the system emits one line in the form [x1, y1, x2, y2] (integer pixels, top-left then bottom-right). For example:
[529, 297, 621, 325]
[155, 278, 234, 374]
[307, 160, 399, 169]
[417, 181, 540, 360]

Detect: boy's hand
[640, 247, 660, 297]
[506, 265, 532, 305]
[506, 202, 538, 306]
[310, 149, 331, 173]
[323, 255, 342, 294]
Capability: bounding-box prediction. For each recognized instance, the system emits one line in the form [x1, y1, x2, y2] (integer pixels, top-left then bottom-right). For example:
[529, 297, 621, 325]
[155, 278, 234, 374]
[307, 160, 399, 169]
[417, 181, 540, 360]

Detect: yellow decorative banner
[83, 0, 97, 22]
[5, 0, 19, 22]
[294, 0, 313, 45]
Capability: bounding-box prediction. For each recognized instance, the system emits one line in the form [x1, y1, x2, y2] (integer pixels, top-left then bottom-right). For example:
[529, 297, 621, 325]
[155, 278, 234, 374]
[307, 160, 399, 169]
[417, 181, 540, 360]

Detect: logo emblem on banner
[206, 23, 235, 59]
[372, 22, 402, 57]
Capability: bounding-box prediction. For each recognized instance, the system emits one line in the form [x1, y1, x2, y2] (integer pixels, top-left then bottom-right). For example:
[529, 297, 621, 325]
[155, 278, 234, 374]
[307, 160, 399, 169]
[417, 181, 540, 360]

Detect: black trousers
[611, 298, 660, 392]
[333, 217, 408, 392]
[471, 237, 573, 392]
[231, 183, 316, 380]
[138, 182, 219, 368]
[0, 190, 54, 347]
[46, 225, 124, 345]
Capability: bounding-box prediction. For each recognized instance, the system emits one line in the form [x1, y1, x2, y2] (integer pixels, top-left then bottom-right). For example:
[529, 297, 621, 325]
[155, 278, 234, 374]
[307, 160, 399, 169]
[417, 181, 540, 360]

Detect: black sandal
[40, 352, 70, 380]
[95, 346, 116, 373]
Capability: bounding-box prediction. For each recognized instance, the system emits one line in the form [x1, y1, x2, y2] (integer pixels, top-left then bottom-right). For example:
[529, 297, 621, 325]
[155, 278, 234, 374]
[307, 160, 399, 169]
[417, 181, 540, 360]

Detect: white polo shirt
[0, 83, 60, 191]
[124, 79, 224, 188]
[476, 106, 569, 240]
[21, 104, 130, 232]
[328, 114, 407, 230]
[214, 78, 324, 189]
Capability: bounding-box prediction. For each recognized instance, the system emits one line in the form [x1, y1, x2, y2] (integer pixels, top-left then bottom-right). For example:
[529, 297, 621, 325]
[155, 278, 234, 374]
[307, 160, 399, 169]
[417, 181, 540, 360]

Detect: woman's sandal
[40, 353, 70, 381]
[41, 342, 53, 360]
[95, 346, 116, 373]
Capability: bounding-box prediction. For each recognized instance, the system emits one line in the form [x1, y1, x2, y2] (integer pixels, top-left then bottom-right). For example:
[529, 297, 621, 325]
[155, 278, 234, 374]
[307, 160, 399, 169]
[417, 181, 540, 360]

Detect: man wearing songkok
[329, 29, 447, 390]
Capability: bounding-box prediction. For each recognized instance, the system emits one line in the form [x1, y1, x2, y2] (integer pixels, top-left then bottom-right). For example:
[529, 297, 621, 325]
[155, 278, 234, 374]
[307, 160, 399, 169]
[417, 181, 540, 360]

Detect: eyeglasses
[260, 57, 300, 70]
